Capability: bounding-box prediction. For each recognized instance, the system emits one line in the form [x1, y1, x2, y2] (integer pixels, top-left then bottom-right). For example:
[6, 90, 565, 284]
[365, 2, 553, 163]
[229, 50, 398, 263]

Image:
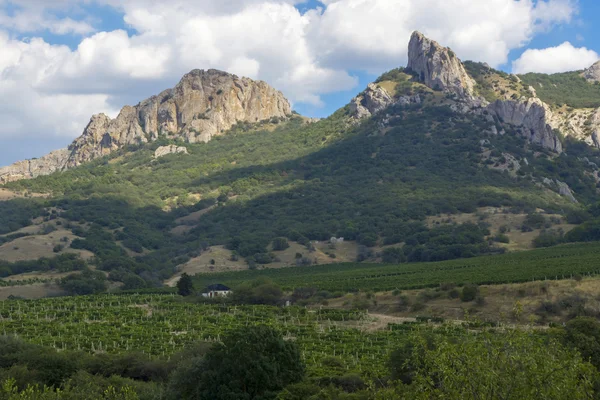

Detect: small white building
[202, 284, 232, 298]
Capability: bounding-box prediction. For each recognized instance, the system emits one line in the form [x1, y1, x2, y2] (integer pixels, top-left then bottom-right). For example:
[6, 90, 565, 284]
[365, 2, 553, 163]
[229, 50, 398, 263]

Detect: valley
[2, 29, 600, 399]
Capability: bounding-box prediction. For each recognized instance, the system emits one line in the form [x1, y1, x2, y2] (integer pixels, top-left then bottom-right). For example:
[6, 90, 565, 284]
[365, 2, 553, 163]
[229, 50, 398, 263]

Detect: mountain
[2, 31, 600, 291]
[352, 32, 600, 153]
[0, 69, 290, 184]
[583, 61, 600, 82]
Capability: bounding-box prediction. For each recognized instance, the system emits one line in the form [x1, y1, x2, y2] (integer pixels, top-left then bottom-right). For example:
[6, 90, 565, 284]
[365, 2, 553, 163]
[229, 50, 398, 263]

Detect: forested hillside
[2, 74, 600, 290]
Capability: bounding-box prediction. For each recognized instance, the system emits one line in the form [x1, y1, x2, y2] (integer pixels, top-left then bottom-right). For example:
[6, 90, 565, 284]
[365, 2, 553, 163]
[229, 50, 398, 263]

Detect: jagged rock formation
[0, 149, 69, 184]
[407, 31, 475, 99]
[349, 83, 395, 119]
[589, 108, 600, 148]
[154, 145, 188, 158]
[487, 98, 562, 153]
[583, 61, 600, 82]
[406, 31, 565, 153]
[1, 69, 291, 183]
[556, 180, 578, 203]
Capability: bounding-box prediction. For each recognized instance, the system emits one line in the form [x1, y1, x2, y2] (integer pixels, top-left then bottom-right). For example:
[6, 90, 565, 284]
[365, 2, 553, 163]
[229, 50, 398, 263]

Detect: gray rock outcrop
[556, 180, 578, 203]
[349, 83, 395, 119]
[406, 31, 562, 153]
[0, 149, 69, 184]
[583, 61, 600, 82]
[1, 69, 291, 183]
[407, 31, 475, 99]
[487, 98, 562, 153]
[154, 145, 188, 158]
[589, 108, 600, 148]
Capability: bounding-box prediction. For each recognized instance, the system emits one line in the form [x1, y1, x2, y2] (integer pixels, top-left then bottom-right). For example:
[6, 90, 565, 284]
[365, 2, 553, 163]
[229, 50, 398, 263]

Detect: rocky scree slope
[0, 69, 291, 184]
[350, 31, 600, 154]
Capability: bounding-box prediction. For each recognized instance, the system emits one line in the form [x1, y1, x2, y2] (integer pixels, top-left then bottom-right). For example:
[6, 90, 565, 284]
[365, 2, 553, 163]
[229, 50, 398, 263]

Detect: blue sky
[0, 0, 598, 165]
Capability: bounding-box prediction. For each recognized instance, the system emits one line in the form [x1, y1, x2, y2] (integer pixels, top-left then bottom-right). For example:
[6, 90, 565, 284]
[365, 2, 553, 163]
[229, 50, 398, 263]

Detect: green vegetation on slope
[0, 295, 599, 399]
[192, 242, 600, 292]
[2, 83, 599, 284]
[519, 71, 600, 109]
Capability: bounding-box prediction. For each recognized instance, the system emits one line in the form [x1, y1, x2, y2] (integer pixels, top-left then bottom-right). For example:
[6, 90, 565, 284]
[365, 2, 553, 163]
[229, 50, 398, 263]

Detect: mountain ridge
[0, 69, 290, 184]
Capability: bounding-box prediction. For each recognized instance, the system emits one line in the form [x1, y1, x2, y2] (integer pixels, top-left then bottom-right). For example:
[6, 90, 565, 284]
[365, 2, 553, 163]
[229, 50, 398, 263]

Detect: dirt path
[361, 313, 416, 332]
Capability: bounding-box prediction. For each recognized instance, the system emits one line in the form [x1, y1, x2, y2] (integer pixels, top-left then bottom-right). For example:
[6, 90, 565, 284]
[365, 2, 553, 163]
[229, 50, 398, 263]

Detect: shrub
[272, 237, 290, 251]
[460, 284, 479, 302]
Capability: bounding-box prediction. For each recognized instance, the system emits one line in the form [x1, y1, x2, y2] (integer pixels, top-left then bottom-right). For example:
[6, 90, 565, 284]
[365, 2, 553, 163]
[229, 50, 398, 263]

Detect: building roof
[203, 284, 231, 292]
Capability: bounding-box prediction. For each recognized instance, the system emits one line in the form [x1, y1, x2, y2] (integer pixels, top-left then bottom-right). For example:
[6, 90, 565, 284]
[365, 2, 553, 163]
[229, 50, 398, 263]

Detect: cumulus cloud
[308, 0, 577, 71]
[0, 0, 95, 35]
[0, 0, 585, 165]
[512, 42, 599, 74]
[0, 32, 119, 142]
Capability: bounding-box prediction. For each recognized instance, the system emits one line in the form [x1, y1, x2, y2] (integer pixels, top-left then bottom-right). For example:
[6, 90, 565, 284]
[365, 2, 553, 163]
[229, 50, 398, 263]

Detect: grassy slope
[191, 242, 600, 292]
[519, 71, 600, 109]
[1, 69, 600, 284]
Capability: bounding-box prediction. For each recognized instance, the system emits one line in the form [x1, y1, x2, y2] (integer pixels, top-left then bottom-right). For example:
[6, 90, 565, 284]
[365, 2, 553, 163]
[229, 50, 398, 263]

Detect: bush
[533, 230, 563, 248]
[166, 326, 304, 400]
[493, 234, 510, 243]
[272, 237, 290, 251]
[460, 284, 479, 302]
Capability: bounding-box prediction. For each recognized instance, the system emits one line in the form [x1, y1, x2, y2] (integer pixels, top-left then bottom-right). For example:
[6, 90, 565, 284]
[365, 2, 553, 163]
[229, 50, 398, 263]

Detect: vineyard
[0, 294, 424, 379]
[193, 242, 600, 292]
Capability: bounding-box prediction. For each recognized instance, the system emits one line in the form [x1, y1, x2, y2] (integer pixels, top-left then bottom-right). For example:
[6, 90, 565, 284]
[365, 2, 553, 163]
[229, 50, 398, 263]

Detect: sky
[0, 0, 599, 166]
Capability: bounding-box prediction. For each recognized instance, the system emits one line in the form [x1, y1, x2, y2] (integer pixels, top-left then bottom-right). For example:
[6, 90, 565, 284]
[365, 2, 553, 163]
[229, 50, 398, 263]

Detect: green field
[193, 242, 600, 292]
[0, 294, 417, 379]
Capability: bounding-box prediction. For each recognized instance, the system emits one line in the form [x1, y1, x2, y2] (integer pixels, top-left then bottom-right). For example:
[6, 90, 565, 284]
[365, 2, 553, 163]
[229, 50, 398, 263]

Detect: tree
[460, 284, 478, 302]
[177, 273, 194, 296]
[60, 270, 107, 296]
[173, 325, 304, 400]
[564, 317, 600, 370]
[390, 329, 598, 399]
[232, 278, 283, 305]
[272, 237, 290, 251]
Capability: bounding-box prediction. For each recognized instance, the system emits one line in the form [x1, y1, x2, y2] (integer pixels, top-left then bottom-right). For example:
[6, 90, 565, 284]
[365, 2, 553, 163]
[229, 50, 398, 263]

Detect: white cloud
[0, 0, 585, 165]
[0, 32, 118, 141]
[0, 1, 95, 35]
[308, 0, 577, 71]
[512, 42, 599, 74]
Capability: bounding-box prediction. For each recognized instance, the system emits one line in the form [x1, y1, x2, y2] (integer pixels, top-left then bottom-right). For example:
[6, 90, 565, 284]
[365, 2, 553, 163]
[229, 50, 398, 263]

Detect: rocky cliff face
[583, 61, 600, 82]
[349, 83, 395, 119]
[407, 31, 475, 99]
[487, 98, 563, 153]
[0, 149, 70, 184]
[405, 31, 566, 153]
[1, 69, 291, 183]
[154, 145, 188, 158]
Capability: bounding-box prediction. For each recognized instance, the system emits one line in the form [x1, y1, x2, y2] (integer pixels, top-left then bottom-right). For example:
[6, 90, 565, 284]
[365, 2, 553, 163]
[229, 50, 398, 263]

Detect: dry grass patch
[323, 276, 600, 326]
[0, 283, 64, 300]
[0, 229, 93, 262]
[0, 189, 48, 201]
[165, 245, 248, 286]
[375, 80, 398, 94]
[426, 207, 576, 251]
[2, 270, 75, 282]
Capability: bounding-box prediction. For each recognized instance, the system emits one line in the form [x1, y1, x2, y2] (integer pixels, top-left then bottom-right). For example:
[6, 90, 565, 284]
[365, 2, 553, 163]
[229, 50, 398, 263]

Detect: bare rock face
[406, 31, 565, 153]
[407, 31, 475, 99]
[0, 149, 70, 184]
[588, 108, 600, 148]
[1, 69, 291, 183]
[583, 61, 600, 82]
[487, 98, 562, 153]
[349, 83, 395, 119]
[154, 145, 188, 158]
[556, 180, 578, 203]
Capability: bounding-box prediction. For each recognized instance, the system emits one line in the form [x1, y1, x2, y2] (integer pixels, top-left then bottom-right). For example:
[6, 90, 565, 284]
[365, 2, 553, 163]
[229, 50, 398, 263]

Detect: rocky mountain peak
[407, 31, 475, 98]
[583, 60, 600, 82]
[1, 69, 291, 183]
